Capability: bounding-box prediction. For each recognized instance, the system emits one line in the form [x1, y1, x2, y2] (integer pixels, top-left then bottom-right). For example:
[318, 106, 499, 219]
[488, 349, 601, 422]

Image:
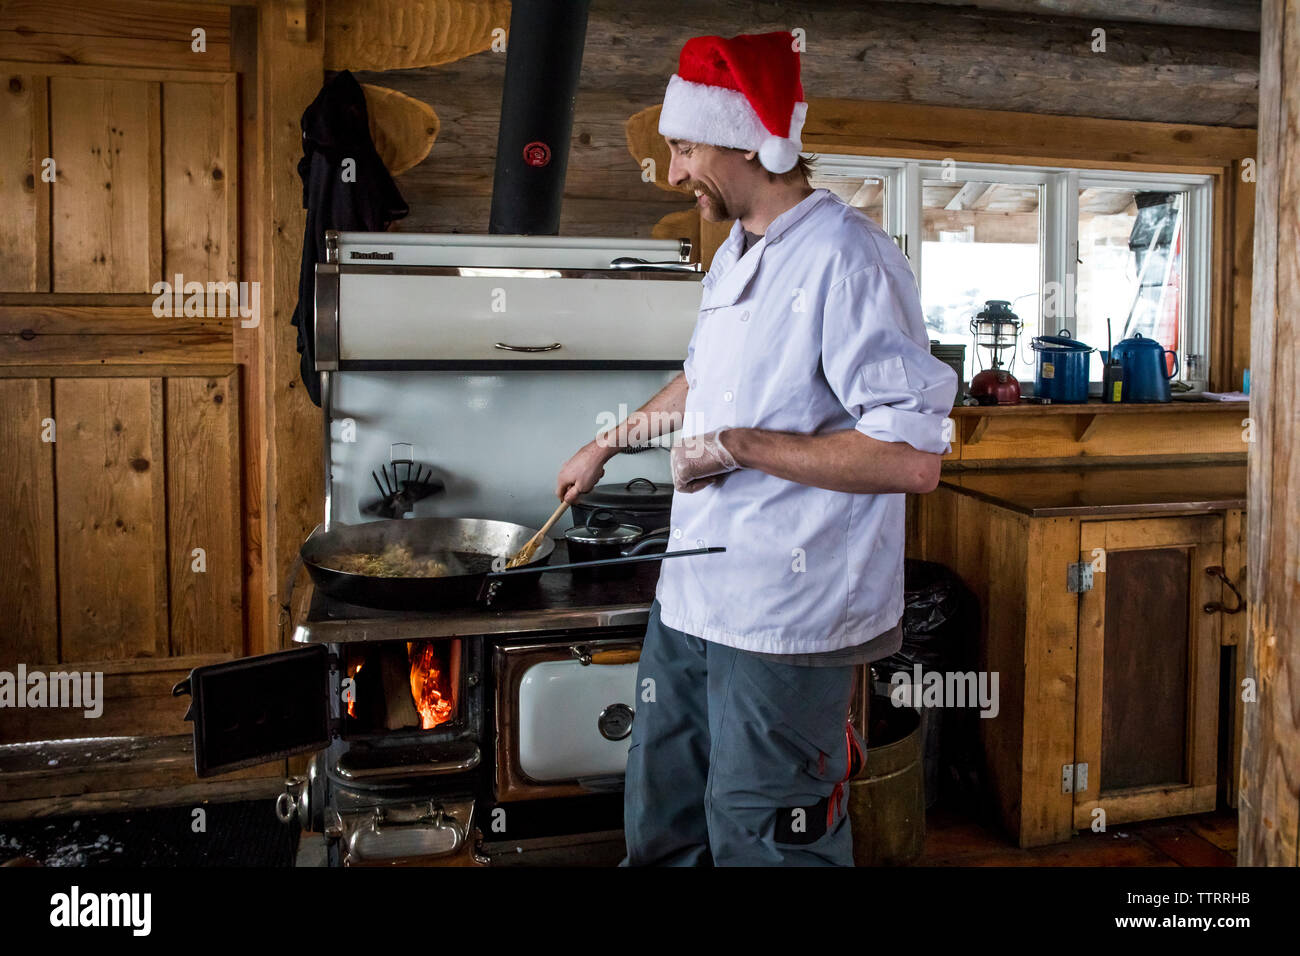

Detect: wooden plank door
[0, 367, 243, 744]
[1073, 514, 1223, 830]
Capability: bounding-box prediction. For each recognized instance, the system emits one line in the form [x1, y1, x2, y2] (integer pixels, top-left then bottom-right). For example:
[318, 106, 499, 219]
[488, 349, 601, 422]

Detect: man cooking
[555, 31, 957, 866]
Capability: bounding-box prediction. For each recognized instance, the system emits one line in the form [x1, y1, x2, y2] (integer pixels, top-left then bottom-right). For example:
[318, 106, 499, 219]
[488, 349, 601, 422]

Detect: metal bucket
[849, 693, 925, 866]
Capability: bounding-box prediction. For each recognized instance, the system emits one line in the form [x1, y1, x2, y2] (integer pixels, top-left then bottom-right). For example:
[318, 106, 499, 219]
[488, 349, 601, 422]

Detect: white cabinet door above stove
[517, 660, 637, 782]
[337, 273, 699, 363]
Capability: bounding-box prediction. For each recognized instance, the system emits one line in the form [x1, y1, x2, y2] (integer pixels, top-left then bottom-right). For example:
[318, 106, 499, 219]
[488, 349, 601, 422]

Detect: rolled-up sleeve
[822, 263, 958, 454]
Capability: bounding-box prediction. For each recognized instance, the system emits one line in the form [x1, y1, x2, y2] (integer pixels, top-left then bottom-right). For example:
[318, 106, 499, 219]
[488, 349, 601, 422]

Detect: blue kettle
[1112, 333, 1178, 402]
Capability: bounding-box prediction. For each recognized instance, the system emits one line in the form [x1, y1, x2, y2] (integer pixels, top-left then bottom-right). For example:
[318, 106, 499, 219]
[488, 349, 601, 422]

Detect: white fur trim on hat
[658, 73, 807, 172]
[759, 135, 800, 174]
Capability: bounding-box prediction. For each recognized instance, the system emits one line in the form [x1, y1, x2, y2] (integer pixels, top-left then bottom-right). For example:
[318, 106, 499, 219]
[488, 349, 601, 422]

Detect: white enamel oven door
[494, 636, 641, 802]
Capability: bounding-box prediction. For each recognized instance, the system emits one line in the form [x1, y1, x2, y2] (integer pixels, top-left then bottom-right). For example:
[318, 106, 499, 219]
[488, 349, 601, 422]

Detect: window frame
[810, 154, 1214, 392]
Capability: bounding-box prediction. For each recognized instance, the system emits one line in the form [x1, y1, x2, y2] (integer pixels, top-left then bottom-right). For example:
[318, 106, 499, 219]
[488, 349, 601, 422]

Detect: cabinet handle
[1203, 565, 1245, 615]
[493, 341, 561, 352]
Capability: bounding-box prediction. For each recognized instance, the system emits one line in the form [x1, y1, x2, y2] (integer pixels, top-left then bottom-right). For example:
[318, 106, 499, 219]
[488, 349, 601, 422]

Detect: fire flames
[408, 642, 453, 729]
[346, 661, 362, 719]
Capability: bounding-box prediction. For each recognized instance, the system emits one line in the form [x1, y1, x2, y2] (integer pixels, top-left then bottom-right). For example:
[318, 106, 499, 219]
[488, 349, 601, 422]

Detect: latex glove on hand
[671, 428, 739, 493]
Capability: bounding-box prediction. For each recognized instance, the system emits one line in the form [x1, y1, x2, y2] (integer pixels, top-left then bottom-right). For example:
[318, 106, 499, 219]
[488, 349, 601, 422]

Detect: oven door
[494, 637, 641, 802]
[172, 645, 333, 778]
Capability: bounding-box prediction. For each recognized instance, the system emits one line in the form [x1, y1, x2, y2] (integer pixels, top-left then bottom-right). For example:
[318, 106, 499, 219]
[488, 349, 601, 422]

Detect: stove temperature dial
[598, 703, 634, 741]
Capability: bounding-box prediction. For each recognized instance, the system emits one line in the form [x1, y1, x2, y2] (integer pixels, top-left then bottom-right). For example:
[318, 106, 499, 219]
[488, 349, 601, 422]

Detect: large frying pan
[301, 515, 723, 612]
[302, 516, 556, 611]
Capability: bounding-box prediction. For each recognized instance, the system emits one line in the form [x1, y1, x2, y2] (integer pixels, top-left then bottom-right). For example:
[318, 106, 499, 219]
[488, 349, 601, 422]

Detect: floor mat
[0, 799, 299, 867]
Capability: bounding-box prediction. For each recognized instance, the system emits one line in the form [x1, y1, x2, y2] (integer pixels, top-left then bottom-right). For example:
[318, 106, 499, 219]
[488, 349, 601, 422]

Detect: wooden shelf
[942, 400, 1250, 460]
[937, 462, 1247, 517]
[949, 400, 1248, 417]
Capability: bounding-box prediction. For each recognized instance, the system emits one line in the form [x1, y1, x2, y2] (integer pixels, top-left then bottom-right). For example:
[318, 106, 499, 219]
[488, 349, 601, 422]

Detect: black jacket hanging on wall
[291, 70, 409, 405]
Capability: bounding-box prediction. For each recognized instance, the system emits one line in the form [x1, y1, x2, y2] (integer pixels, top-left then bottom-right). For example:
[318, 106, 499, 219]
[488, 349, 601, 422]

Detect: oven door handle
[590, 648, 641, 665]
[569, 643, 642, 666]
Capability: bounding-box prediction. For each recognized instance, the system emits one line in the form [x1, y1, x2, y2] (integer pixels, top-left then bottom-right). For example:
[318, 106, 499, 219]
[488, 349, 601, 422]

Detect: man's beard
[695, 186, 729, 220]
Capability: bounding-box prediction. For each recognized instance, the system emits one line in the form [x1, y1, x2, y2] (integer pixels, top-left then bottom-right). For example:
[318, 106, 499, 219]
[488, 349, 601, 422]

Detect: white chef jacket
[655, 187, 958, 654]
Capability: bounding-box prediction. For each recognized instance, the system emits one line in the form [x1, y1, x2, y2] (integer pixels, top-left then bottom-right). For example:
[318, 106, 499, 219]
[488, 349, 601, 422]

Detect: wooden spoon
[504, 500, 570, 569]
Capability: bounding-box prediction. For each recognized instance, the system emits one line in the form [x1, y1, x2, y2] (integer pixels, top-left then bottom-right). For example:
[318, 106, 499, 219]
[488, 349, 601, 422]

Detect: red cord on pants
[827, 719, 867, 829]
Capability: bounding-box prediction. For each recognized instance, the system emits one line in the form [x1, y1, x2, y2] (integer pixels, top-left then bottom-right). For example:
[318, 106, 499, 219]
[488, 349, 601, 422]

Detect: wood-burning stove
[173, 227, 705, 865]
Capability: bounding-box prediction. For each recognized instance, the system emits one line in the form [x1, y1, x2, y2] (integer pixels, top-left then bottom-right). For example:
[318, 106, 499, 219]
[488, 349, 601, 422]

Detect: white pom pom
[758, 135, 799, 174]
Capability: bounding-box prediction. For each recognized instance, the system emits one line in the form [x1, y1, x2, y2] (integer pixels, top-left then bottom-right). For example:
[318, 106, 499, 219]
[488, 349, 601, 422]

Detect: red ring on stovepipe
[523, 141, 551, 166]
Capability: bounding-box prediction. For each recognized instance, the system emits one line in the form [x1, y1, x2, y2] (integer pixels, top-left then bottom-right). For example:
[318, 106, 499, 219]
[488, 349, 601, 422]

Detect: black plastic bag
[874, 560, 991, 819]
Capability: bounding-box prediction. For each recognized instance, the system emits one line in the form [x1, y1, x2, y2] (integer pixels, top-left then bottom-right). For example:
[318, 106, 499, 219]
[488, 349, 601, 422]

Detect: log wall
[339, 0, 1260, 237]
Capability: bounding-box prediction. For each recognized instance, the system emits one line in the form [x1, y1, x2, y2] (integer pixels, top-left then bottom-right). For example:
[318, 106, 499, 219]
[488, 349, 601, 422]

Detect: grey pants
[622, 600, 863, 866]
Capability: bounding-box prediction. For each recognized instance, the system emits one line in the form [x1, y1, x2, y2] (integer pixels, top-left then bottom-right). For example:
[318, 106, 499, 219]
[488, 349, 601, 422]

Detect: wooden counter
[909, 462, 1247, 847]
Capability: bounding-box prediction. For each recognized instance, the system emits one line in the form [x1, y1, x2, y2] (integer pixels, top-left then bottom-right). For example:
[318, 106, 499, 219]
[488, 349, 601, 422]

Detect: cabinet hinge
[1067, 561, 1094, 593]
[1062, 762, 1089, 793]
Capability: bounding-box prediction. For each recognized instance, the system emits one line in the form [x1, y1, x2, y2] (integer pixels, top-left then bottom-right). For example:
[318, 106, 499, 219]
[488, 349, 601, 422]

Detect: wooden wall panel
[49, 76, 159, 292]
[54, 377, 168, 662]
[0, 667, 197, 745]
[0, 378, 57, 668]
[1242, 0, 1300, 867]
[0, 0, 233, 72]
[0, 331, 232, 364]
[163, 80, 236, 283]
[165, 372, 241, 657]
[0, 72, 45, 292]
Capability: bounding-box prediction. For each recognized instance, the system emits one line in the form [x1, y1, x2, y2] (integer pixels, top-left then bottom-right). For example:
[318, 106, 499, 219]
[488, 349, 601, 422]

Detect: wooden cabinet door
[0, 367, 243, 744]
[1073, 515, 1223, 829]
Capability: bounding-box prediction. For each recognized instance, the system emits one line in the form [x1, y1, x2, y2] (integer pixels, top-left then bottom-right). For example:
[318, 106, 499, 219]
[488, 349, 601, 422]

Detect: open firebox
[173, 637, 478, 778]
[344, 640, 462, 734]
[174, 632, 486, 867]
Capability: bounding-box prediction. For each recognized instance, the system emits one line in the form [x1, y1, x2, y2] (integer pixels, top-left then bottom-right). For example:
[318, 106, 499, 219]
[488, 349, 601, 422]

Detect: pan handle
[622, 532, 670, 557]
[476, 546, 725, 604]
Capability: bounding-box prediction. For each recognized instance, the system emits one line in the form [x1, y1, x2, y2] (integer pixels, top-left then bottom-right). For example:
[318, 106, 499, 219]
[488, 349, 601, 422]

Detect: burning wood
[379, 649, 421, 730]
[408, 641, 455, 729]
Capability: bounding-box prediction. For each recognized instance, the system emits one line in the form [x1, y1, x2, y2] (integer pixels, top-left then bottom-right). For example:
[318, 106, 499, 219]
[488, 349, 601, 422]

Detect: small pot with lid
[563, 509, 669, 579]
[571, 477, 673, 529]
[1030, 328, 1095, 404]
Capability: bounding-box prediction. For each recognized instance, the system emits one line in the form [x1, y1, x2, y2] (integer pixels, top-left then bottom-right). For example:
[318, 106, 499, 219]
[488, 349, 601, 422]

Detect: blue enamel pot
[1030, 328, 1094, 403]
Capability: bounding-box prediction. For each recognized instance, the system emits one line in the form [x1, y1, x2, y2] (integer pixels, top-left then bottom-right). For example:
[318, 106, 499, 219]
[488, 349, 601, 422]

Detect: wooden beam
[0, 332, 231, 364]
[1240, 0, 1300, 867]
[866, 0, 1261, 32]
[230, 2, 263, 660]
[803, 98, 1257, 171]
[946, 181, 992, 211]
[848, 180, 883, 208]
[256, 0, 323, 656]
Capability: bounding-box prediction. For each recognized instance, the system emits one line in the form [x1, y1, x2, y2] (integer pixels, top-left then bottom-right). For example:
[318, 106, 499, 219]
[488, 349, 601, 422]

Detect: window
[809, 156, 1213, 392]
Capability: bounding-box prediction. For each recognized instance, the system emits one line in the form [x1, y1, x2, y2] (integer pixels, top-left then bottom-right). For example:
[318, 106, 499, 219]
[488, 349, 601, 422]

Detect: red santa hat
[658, 31, 807, 174]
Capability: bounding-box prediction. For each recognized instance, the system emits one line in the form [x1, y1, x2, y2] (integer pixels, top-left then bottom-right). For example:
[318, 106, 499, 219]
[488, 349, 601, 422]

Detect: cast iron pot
[563, 509, 669, 579]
